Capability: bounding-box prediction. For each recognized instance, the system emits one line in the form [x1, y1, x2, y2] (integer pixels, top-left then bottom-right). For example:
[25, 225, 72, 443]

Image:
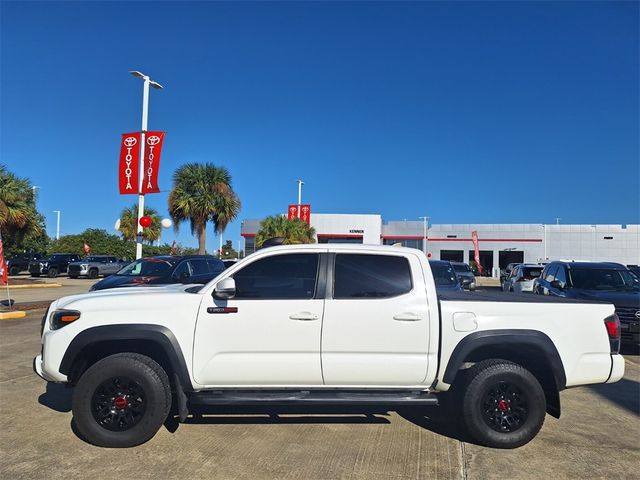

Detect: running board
[188, 389, 439, 406]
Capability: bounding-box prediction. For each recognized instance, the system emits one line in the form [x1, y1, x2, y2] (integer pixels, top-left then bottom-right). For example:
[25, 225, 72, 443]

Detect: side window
[555, 266, 567, 287]
[189, 259, 209, 276]
[233, 254, 319, 299]
[207, 259, 224, 274]
[334, 254, 412, 299]
[544, 265, 558, 282]
[172, 261, 190, 278]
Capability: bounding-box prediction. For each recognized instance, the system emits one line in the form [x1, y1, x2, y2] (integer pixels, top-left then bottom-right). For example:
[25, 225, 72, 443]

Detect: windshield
[431, 264, 458, 286]
[452, 263, 471, 273]
[116, 258, 177, 276]
[569, 268, 639, 291]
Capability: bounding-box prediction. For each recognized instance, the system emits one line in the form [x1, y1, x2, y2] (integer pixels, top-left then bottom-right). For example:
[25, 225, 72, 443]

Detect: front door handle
[393, 312, 422, 322]
[289, 312, 319, 321]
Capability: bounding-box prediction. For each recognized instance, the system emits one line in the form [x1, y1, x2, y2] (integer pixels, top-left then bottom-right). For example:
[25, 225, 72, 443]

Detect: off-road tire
[9, 266, 20, 276]
[72, 353, 172, 448]
[88, 268, 99, 279]
[461, 359, 545, 449]
[47, 268, 58, 278]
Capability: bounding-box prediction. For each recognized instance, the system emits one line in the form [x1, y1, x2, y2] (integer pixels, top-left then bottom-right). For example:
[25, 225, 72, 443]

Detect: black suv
[7, 252, 43, 276]
[29, 253, 82, 278]
[90, 255, 225, 291]
[534, 261, 640, 346]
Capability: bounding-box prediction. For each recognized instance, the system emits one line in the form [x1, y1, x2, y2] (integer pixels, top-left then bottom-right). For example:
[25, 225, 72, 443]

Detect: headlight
[50, 310, 81, 330]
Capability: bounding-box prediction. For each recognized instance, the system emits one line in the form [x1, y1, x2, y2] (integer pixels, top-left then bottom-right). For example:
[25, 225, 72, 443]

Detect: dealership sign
[287, 204, 312, 224]
[118, 133, 141, 194]
[118, 131, 165, 194]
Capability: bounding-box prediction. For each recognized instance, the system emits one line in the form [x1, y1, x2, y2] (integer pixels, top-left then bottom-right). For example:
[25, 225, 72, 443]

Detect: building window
[382, 239, 423, 250]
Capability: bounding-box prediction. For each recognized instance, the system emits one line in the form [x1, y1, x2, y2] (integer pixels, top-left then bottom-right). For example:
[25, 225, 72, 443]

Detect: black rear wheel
[72, 353, 171, 448]
[461, 360, 546, 449]
[47, 268, 58, 278]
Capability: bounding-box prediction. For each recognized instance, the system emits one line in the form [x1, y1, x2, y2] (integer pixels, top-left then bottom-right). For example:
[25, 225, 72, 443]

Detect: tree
[0, 164, 47, 256]
[255, 215, 316, 248]
[168, 163, 241, 255]
[118, 204, 162, 242]
[220, 240, 238, 259]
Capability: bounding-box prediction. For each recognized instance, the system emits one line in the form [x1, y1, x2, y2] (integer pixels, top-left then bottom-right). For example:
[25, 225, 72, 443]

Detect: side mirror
[550, 280, 563, 290]
[213, 277, 236, 300]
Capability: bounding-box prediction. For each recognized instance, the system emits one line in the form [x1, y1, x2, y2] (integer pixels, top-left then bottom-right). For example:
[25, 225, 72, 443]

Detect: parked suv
[68, 256, 129, 279]
[502, 264, 544, 293]
[89, 255, 225, 291]
[429, 260, 463, 291]
[534, 261, 640, 346]
[29, 253, 81, 278]
[7, 252, 43, 276]
[450, 261, 476, 290]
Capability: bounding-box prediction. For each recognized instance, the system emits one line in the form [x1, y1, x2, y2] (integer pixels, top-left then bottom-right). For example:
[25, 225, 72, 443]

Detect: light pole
[419, 216, 430, 255]
[130, 70, 163, 259]
[53, 210, 61, 240]
[296, 179, 304, 217]
[555, 218, 561, 225]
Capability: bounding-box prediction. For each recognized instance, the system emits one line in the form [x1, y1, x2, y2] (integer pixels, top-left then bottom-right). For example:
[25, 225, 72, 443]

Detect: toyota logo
[124, 136, 137, 147]
[147, 135, 161, 146]
[635, 311, 640, 319]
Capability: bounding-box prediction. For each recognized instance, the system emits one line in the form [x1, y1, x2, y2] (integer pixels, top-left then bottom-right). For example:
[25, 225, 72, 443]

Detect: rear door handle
[289, 312, 319, 321]
[393, 312, 422, 322]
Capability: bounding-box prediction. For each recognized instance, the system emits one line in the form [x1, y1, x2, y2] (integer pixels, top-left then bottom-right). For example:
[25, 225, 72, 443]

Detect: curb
[8, 284, 62, 289]
[0, 311, 27, 320]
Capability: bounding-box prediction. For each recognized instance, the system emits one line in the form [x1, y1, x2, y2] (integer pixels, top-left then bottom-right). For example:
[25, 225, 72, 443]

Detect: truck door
[192, 251, 325, 386]
[321, 252, 430, 386]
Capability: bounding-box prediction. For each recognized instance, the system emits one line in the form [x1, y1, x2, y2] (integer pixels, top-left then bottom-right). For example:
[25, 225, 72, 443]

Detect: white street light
[296, 179, 304, 217]
[129, 70, 163, 259]
[53, 210, 61, 240]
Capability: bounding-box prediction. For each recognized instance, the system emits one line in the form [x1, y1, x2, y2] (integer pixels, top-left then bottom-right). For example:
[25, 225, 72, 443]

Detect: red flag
[84, 243, 91, 255]
[299, 204, 311, 224]
[471, 231, 483, 274]
[169, 240, 177, 256]
[140, 131, 165, 194]
[0, 234, 7, 285]
[287, 205, 298, 220]
[119, 133, 141, 194]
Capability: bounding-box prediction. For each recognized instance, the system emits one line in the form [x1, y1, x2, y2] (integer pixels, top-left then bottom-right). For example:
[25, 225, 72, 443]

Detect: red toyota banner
[141, 131, 165, 194]
[118, 133, 141, 194]
[471, 230, 483, 274]
[299, 204, 311, 224]
[0, 233, 7, 285]
[287, 205, 298, 220]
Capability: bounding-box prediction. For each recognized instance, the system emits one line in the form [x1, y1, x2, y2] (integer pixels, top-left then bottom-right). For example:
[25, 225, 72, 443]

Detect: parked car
[29, 253, 82, 278]
[89, 255, 225, 291]
[35, 244, 624, 449]
[449, 261, 476, 290]
[534, 261, 640, 346]
[7, 252, 43, 276]
[500, 262, 521, 282]
[502, 264, 544, 293]
[429, 260, 463, 291]
[627, 265, 640, 279]
[222, 259, 239, 269]
[68, 256, 129, 279]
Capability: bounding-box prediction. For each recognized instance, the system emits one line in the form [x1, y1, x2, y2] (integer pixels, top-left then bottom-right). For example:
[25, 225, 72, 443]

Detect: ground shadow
[588, 377, 640, 416]
[38, 382, 72, 412]
[397, 403, 478, 445]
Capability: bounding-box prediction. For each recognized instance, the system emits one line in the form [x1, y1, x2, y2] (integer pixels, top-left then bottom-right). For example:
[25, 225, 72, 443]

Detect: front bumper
[33, 354, 56, 382]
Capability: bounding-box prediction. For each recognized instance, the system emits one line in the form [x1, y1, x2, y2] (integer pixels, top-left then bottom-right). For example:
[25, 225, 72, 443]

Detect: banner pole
[136, 76, 150, 260]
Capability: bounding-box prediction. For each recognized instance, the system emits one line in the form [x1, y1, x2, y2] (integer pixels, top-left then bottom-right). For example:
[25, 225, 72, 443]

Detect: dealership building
[241, 214, 640, 275]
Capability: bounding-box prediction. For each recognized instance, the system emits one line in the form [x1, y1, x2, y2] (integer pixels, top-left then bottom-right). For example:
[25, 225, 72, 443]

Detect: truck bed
[437, 290, 609, 304]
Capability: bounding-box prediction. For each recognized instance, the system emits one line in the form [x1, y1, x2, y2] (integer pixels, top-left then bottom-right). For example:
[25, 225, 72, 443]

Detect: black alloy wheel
[91, 376, 146, 431]
[480, 380, 528, 433]
[88, 268, 99, 279]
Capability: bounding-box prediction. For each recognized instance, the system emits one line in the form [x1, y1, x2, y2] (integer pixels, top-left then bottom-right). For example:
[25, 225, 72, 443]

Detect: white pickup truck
[34, 244, 625, 449]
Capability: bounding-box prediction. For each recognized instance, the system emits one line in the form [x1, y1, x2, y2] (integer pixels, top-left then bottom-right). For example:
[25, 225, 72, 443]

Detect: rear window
[452, 263, 471, 272]
[521, 267, 542, 279]
[334, 254, 412, 299]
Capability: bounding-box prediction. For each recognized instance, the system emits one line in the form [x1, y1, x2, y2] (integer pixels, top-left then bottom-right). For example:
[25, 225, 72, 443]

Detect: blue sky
[2, 1, 638, 251]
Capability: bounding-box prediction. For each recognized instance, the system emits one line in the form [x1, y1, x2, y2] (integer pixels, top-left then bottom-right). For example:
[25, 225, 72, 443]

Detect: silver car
[450, 261, 476, 290]
[502, 264, 544, 293]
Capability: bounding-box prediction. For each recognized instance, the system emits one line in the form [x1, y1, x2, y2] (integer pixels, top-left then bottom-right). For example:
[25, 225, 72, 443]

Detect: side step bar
[188, 389, 439, 406]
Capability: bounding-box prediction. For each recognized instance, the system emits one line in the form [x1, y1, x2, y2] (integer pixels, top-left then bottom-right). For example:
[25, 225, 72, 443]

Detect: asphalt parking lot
[0, 308, 638, 480]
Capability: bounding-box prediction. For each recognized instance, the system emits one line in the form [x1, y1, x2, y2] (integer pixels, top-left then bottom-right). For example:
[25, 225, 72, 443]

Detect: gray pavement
[0, 311, 638, 480]
[5, 274, 98, 305]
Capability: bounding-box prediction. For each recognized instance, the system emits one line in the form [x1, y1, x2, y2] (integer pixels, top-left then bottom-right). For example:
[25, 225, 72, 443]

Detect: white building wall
[310, 214, 382, 244]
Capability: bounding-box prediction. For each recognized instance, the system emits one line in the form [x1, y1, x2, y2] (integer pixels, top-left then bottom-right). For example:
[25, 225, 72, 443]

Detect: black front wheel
[72, 353, 172, 448]
[47, 268, 58, 278]
[461, 360, 546, 449]
[9, 266, 20, 276]
[88, 268, 99, 279]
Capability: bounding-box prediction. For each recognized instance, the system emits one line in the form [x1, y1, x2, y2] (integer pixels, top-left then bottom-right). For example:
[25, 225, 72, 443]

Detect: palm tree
[256, 215, 316, 248]
[0, 164, 44, 249]
[118, 204, 161, 242]
[168, 163, 241, 254]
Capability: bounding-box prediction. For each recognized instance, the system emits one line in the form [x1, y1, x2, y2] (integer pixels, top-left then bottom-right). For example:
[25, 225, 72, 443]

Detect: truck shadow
[38, 382, 72, 412]
[587, 377, 640, 416]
